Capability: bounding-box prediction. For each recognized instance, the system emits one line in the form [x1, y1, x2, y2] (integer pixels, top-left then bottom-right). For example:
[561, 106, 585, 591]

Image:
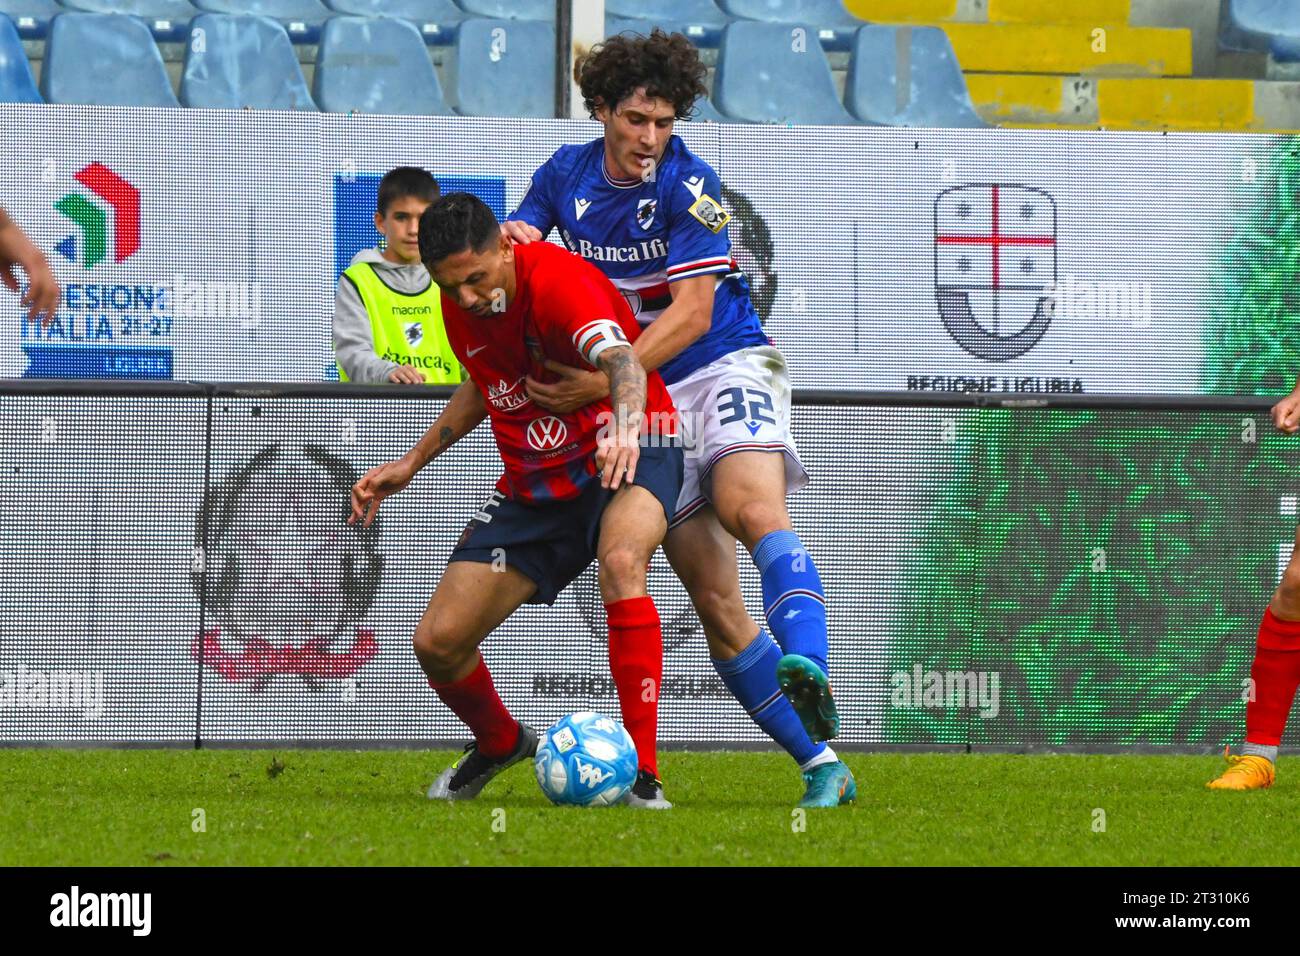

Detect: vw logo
[526, 416, 568, 451]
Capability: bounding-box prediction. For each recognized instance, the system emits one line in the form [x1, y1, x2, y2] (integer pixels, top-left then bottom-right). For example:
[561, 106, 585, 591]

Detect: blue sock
[753, 529, 828, 677]
[713, 629, 825, 767]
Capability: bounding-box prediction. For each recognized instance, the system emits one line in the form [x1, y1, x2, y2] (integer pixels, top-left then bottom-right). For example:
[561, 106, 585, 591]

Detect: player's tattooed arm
[405, 379, 488, 470]
[350, 381, 486, 527]
[594, 345, 646, 490]
[597, 345, 647, 428]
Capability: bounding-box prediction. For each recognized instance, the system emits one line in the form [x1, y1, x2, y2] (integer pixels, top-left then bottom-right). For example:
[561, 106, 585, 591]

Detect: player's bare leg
[597, 482, 673, 808]
[663, 505, 761, 660]
[665, 503, 854, 807]
[1209, 527, 1300, 790]
[417, 560, 540, 800]
[709, 450, 841, 744]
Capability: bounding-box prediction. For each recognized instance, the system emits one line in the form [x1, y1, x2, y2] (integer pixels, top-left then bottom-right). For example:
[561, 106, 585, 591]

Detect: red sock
[428, 654, 519, 758]
[606, 596, 663, 777]
[1245, 607, 1300, 747]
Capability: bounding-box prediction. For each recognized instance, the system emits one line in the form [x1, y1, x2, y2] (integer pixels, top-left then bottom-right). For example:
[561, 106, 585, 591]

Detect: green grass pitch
[1, 750, 1297, 866]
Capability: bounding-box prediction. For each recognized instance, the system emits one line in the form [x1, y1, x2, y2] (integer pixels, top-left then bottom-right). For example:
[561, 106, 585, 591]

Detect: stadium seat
[1223, 0, 1300, 62]
[0, 1, 59, 40]
[60, 1, 199, 42]
[845, 25, 985, 127]
[714, 21, 856, 124]
[41, 12, 180, 107]
[181, 13, 315, 110]
[605, 0, 729, 46]
[314, 16, 452, 115]
[192, 0, 328, 43]
[604, 17, 719, 49]
[719, 0, 863, 51]
[455, 0, 552, 20]
[450, 17, 554, 118]
[325, 0, 465, 44]
[0, 12, 40, 102]
[686, 93, 726, 121]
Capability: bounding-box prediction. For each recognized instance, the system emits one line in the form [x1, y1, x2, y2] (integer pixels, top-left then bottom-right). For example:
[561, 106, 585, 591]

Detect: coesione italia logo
[20, 161, 173, 378]
[22, 161, 258, 379]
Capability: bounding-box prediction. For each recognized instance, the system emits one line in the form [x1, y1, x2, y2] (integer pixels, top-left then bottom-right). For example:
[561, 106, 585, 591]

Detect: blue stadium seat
[61, 1, 199, 42]
[1224, 0, 1300, 62]
[0, 1, 60, 40]
[325, 0, 465, 44]
[719, 0, 863, 51]
[606, 0, 729, 46]
[845, 25, 984, 127]
[41, 12, 180, 106]
[605, 16, 717, 49]
[181, 13, 315, 109]
[450, 17, 554, 118]
[686, 94, 726, 121]
[193, 0, 328, 43]
[714, 21, 855, 124]
[314, 16, 451, 115]
[0, 13, 40, 102]
[455, 0, 552, 19]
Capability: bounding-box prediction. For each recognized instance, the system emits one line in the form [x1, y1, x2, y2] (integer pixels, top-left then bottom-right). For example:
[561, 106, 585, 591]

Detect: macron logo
[682, 176, 704, 201]
[574, 198, 592, 220]
[50, 886, 151, 937]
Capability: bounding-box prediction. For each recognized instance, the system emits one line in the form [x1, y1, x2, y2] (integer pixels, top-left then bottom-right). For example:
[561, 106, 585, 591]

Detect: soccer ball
[534, 712, 638, 807]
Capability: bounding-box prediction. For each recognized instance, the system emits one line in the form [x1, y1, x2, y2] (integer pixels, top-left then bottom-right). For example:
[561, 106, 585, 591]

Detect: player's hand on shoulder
[387, 365, 426, 385]
[349, 457, 418, 527]
[1271, 391, 1300, 434]
[501, 220, 542, 245]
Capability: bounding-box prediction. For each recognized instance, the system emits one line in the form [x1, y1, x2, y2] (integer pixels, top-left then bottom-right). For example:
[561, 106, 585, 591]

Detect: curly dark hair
[576, 28, 708, 120]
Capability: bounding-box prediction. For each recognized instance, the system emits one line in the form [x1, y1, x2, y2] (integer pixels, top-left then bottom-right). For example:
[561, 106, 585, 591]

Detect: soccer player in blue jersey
[501, 29, 854, 808]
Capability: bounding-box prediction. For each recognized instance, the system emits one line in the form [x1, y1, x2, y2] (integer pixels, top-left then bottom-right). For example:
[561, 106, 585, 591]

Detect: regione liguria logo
[526, 416, 568, 452]
[934, 184, 1057, 361]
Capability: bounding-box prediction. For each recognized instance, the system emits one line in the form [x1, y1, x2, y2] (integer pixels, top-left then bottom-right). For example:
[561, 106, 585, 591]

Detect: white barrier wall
[0, 105, 1286, 393]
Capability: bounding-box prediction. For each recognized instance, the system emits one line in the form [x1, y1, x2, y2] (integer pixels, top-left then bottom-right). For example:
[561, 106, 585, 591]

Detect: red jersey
[441, 241, 678, 504]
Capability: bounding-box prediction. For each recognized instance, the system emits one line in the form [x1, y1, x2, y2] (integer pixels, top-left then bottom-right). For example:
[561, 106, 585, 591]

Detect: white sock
[799, 746, 838, 772]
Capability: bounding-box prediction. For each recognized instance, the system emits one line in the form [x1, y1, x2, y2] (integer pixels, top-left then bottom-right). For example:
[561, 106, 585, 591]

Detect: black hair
[376, 166, 440, 216]
[418, 192, 500, 269]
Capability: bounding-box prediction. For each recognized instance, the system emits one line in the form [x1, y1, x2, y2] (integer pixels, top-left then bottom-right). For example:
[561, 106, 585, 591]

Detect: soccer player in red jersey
[1209, 388, 1300, 789]
[349, 193, 683, 807]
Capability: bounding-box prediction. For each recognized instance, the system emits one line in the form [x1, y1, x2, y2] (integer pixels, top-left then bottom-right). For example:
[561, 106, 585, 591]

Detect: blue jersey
[510, 135, 768, 386]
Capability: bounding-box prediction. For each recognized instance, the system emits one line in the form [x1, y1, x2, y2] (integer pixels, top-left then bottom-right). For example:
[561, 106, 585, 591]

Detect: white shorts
[666, 344, 808, 527]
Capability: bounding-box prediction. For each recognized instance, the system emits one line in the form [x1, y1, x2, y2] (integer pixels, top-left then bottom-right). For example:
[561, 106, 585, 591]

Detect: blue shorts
[448, 444, 684, 605]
